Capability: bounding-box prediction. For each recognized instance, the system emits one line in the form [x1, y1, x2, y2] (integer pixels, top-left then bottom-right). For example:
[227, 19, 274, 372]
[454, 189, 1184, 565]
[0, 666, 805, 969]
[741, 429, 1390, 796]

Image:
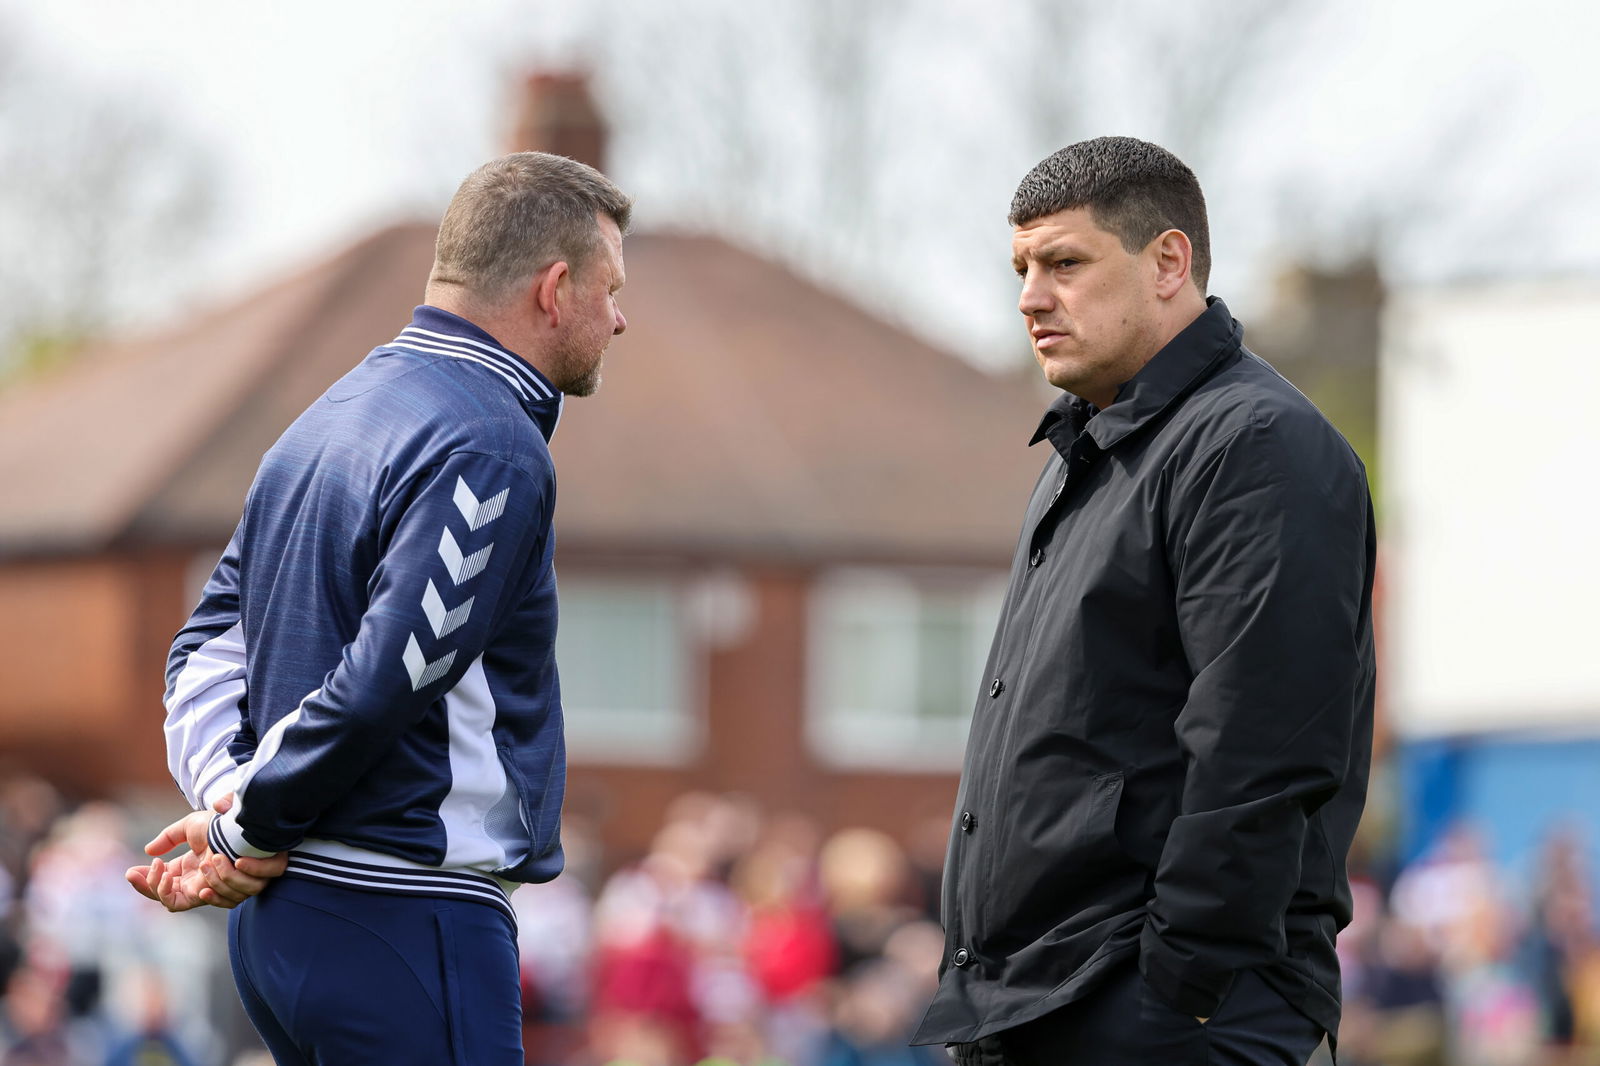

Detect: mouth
[1031, 329, 1067, 350]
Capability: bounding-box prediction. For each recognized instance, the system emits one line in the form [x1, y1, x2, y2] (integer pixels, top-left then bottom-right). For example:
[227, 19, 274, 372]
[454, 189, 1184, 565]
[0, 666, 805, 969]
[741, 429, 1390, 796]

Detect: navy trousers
[228, 877, 524, 1066]
[950, 961, 1326, 1066]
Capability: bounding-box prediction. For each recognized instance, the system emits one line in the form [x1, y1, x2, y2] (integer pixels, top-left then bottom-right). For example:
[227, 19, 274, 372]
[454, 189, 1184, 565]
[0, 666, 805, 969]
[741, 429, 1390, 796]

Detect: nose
[1018, 267, 1052, 317]
[613, 305, 627, 336]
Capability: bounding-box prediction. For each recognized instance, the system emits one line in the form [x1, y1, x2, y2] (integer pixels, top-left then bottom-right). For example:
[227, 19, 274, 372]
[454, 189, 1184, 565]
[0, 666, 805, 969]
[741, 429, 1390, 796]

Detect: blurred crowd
[1337, 825, 1600, 1066]
[0, 771, 250, 1066]
[519, 792, 949, 1066]
[0, 768, 1598, 1066]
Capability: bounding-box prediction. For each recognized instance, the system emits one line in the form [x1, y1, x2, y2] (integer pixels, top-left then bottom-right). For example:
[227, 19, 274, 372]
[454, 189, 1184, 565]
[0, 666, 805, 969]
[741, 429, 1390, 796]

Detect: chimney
[508, 72, 606, 172]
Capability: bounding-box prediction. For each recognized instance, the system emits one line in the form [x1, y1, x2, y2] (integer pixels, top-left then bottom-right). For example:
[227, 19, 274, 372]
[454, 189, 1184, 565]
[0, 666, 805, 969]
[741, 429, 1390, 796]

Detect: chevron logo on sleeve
[403, 633, 456, 690]
[421, 580, 475, 638]
[438, 528, 493, 584]
[453, 477, 508, 531]
[401, 476, 507, 689]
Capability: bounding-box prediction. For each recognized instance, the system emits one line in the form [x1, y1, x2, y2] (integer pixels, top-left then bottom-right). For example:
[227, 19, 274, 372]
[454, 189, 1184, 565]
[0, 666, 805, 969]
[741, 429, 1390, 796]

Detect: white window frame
[556, 572, 700, 765]
[806, 567, 1005, 770]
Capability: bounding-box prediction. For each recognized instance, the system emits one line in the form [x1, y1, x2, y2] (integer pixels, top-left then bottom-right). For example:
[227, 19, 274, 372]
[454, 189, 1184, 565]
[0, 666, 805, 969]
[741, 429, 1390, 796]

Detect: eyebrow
[1013, 243, 1086, 270]
[1028, 243, 1085, 262]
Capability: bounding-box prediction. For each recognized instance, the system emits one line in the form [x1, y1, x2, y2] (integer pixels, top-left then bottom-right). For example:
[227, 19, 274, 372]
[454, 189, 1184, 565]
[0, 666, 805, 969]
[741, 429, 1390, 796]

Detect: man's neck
[1150, 291, 1210, 359]
[424, 290, 546, 373]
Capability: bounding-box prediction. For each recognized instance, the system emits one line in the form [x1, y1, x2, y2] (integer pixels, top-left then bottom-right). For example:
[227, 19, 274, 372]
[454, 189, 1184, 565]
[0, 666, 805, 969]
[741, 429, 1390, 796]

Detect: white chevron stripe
[421, 580, 475, 638]
[453, 477, 508, 531]
[437, 528, 493, 584]
[403, 633, 456, 690]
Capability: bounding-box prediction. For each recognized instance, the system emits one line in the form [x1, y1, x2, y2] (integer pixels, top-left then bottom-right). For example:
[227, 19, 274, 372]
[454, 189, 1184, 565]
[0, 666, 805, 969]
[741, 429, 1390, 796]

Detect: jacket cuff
[207, 808, 279, 861]
[1139, 923, 1236, 1017]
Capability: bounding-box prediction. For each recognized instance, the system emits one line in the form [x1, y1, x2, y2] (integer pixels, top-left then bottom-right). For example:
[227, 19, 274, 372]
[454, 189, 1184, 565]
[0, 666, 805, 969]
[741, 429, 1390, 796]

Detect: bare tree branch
[0, 15, 217, 378]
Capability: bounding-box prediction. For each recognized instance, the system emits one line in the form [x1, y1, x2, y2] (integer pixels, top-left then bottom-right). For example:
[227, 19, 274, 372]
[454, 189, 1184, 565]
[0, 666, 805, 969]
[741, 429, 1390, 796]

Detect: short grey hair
[429, 152, 632, 304]
[1009, 137, 1210, 291]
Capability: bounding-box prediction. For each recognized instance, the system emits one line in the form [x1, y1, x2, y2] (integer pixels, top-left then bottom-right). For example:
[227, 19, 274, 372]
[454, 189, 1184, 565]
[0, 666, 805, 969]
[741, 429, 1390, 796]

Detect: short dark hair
[1009, 136, 1210, 291]
[430, 152, 633, 305]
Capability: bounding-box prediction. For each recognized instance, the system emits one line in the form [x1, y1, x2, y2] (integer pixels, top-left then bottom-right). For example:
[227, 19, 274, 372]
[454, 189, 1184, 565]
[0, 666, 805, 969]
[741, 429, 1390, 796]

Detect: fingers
[153, 852, 209, 912]
[146, 810, 217, 860]
[155, 855, 191, 911]
[144, 815, 193, 858]
[126, 863, 159, 901]
[211, 791, 235, 814]
[234, 852, 289, 879]
[198, 854, 253, 906]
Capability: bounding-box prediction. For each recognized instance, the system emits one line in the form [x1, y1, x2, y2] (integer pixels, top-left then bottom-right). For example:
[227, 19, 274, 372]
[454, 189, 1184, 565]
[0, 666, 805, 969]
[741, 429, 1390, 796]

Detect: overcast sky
[5, 0, 1597, 367]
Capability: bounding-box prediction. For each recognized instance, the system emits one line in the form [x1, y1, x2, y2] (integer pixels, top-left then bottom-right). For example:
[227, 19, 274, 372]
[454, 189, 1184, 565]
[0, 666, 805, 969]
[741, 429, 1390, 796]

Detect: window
[556, 575, 696, 763]
[808, 569, 1005, 768]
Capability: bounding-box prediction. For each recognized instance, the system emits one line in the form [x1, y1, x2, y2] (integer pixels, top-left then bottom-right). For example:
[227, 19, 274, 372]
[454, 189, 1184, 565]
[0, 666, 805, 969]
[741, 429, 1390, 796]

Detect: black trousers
[948, 962, 1326, 1066]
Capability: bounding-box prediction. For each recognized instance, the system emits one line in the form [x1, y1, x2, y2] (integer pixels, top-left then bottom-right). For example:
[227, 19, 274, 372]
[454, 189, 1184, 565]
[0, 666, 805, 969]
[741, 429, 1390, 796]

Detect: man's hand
[128, 849, 209, 911]
[125, 794, 287, 912]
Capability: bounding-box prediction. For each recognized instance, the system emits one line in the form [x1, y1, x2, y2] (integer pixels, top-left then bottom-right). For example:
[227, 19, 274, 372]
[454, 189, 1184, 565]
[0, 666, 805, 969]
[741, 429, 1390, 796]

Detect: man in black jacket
[912, 137, 1375, 1065]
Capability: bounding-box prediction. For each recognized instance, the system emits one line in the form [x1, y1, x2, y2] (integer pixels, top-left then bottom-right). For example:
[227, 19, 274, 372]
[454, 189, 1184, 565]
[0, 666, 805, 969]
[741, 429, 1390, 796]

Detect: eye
[1054, 258, 1080, 270]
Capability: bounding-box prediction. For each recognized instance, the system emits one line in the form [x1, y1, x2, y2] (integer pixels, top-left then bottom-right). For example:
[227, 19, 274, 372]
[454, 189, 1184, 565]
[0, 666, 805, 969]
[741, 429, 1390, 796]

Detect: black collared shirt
[913, 298, 1375, 1046]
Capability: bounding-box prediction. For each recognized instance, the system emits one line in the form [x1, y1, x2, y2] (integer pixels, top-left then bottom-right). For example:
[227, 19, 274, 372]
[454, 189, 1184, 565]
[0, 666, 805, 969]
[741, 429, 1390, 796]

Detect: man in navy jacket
[127, 152, 630, 1065]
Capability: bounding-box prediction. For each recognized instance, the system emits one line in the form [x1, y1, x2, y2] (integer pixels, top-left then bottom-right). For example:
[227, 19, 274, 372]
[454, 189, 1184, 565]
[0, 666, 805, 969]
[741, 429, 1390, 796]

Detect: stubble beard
[549, 338, 604, 397]
[562, 362, 602, 397]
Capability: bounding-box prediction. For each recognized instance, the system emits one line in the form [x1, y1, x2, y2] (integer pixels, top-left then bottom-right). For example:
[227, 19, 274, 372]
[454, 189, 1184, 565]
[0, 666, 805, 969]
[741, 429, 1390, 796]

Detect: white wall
[1382, 281, 1600, 735]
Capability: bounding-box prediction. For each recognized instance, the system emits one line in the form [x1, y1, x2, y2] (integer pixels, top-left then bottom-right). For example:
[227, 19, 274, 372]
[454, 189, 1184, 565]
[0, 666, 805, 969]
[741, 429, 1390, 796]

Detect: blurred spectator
[0, 967, 75, 1066]
[737, 837, 831, 1005]
[24, 803, 142, 1027]
[517, 819, 599, 1066]
[1522, 825, 1594, 1049]
[903, 817, 950, 927]
[819, 960, 935, 1066]
[818, 829, 916, 976]
[732, 816, 833, 1066]
[589, 803, 749, 1065]
[0, 776, 64, 891]
[1365, 916, 1448, 1066]
[102, 968, 200, 1066]
[0, 775, 64, 997]
[1391, 825, 1501, 961]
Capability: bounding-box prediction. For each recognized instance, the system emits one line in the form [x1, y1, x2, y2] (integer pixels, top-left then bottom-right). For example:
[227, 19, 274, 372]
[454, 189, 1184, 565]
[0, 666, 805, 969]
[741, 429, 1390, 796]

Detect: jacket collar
[1029, 297, 1241, 455]
[388, 306, 564, 441]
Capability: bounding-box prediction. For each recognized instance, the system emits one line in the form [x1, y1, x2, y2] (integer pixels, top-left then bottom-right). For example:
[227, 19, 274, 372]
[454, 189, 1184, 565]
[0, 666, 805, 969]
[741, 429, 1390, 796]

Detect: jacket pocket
[984, 770, 1130, 951]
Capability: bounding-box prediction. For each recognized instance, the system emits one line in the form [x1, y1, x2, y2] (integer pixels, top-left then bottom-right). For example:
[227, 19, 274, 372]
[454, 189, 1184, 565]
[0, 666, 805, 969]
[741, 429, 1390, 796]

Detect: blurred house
[1381, 279, 1600, 876]
[0, 74, 1047, 861]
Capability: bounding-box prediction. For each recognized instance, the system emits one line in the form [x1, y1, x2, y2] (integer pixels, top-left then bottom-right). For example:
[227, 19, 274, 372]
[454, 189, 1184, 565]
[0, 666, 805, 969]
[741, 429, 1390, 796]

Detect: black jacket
[913, 299, 1375, 1046]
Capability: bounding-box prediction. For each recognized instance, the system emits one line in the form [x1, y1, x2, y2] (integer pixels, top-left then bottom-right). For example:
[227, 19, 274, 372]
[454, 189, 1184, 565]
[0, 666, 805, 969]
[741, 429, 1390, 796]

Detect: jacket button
[989, 678, 1004, 698]
[1029, 547, 1044, 568]
[960, 811, 974, 833]
[952, 948, 971, 967]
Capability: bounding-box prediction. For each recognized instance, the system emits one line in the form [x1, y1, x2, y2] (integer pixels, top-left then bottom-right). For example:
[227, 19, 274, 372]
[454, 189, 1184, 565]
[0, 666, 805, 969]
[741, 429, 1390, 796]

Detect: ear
[1150, 229, 1193, 301]
[532, 261, 571, 329]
